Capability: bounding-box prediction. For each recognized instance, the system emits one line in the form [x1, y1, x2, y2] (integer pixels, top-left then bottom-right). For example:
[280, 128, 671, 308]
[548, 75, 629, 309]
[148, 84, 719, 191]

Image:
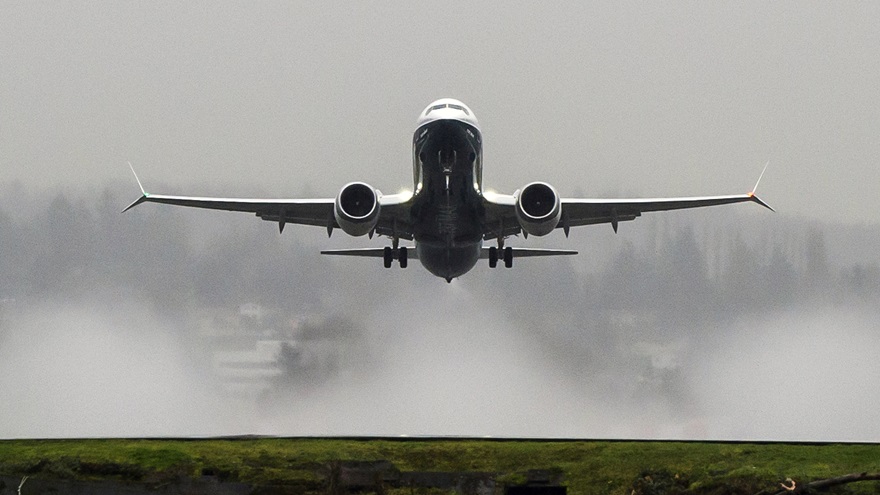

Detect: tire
[383, 246, 393, 268]
[399, 247, 408, 268]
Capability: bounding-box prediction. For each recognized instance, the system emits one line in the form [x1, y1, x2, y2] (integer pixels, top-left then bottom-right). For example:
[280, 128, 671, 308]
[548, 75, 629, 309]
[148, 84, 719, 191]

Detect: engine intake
[515, 182, 561, 237]
[335, 182, 380, 236]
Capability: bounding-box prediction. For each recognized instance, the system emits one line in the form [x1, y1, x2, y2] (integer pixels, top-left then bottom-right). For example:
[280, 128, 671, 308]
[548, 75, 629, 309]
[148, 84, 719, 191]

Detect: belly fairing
[416, 242, 481, 280]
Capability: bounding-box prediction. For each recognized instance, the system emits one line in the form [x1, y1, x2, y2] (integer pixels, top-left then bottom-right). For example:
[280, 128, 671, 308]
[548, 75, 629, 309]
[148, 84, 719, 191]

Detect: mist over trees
[2, 187, 879, 370]
[1, 187, 877, 313]
[1, 185, 878, 438]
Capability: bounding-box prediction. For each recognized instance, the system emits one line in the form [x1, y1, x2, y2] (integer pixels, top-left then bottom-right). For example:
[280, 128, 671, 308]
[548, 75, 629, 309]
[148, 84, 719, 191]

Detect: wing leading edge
[482, 163, 773, 237]
[123, 164, 414, 237]
[124, 189, 337, 230]
[560, 162, 773, 232]
[560, 191, 772, 232]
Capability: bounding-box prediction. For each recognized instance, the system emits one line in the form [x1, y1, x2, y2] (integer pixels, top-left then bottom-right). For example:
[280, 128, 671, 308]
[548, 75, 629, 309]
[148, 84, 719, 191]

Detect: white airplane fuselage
[409, 99, 485, 280]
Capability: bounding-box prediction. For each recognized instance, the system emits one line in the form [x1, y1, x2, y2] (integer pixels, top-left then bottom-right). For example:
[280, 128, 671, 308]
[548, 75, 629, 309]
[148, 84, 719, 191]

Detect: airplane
[125, 98, 772, 283]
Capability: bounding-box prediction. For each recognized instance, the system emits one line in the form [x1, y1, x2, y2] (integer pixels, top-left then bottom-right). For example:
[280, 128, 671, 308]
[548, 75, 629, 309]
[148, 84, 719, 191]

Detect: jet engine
[515, 182, 561, 237]
[334, 182, 380, 236]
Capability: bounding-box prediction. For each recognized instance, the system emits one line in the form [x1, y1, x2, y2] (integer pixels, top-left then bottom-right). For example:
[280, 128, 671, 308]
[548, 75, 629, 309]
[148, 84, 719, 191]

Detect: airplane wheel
[399, 247, 408, 268]
[488, 246, 498, 268]
[383, 246, 393, 268]
[503, 246, 513, 268]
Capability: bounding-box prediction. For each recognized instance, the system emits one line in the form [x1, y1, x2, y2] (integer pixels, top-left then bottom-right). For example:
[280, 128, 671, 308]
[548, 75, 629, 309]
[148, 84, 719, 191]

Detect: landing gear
[383, 246, 393, 268]
[383, 246, 408, 269]
[503, 246, 513, 268]
[488, 245, 513, 269]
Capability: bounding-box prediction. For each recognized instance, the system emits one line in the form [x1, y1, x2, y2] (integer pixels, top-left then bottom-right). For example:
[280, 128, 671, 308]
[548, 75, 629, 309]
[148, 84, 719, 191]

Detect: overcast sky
[2, 2, 879, 223]
[1, 3, 879, 441]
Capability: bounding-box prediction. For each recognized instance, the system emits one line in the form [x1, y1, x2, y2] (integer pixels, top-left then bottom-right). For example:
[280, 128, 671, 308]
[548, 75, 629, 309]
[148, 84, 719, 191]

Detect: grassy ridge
[1, 438, 879, 494]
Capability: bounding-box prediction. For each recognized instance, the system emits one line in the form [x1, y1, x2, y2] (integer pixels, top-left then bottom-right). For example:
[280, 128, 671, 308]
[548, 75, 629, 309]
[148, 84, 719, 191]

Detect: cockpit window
[448, 104, 469, 115]
[425, 103, 470, 117]
[426, 104, 447, 116]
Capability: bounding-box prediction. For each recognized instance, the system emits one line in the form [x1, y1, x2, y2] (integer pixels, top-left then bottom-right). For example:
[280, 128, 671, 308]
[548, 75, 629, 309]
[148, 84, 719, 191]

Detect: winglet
[748, 192, 774, 212]
[752, 160, 770, 194]
[122, 162, 149, 213]
[128, 162, 146, 195]
[122, 195, 147, 213]
[747, 160, 774, 211]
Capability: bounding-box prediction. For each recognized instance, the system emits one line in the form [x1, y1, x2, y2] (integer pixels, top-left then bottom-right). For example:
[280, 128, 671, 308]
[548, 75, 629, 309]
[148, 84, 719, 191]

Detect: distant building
[197, 303, 300, 398]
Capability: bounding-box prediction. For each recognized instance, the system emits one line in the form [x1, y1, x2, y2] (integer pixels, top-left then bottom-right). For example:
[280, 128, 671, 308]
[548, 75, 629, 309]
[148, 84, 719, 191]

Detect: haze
[1, 3, 879, 440]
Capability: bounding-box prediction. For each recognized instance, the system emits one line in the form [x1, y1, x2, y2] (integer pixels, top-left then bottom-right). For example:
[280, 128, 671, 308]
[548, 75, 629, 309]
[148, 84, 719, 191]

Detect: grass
[0, 438, 879, 495]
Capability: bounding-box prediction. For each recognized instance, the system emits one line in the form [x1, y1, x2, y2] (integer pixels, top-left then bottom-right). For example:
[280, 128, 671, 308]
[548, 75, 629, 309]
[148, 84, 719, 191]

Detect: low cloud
[0, 188, 878, 440]
[0, 296, 253, 438]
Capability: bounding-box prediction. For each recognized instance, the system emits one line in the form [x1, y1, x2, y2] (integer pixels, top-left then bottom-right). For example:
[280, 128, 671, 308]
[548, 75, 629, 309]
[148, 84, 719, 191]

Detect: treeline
[3, 188, 879, 414]
[591, 222, 880, 324]
[0, 189, 328, 315]
[1, 189, 878, 325]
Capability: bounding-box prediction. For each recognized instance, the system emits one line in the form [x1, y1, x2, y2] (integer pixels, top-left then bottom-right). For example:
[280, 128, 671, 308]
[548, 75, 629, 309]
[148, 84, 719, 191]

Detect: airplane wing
[125, 191, 336, 228]
[482, 164, 772, 238]
[482, 191, 772, 238]
[123, 165, 414, 237]
[559, 192, 772, 233]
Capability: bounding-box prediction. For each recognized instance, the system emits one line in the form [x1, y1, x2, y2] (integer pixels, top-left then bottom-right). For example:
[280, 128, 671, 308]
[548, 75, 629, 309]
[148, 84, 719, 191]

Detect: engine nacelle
[515, 182, 561, 237]
[334, 182, 380, 236]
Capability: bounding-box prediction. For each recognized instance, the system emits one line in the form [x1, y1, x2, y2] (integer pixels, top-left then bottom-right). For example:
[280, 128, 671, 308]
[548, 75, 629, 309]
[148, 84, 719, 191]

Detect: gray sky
[1, 3, 879, 441]
[2, 2, 879, 223]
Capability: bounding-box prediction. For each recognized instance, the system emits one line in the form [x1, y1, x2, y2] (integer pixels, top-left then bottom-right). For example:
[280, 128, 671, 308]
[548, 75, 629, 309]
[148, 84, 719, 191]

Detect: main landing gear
[383, 246, 408, 268]
[488, 246, 513, 269]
